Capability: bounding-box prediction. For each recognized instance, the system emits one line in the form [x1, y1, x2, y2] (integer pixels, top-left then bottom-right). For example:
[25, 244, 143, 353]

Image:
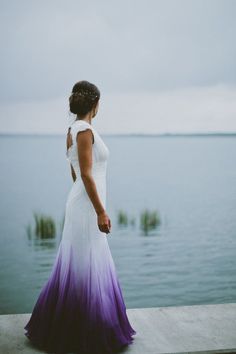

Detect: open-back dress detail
[24, 119, 136, 354]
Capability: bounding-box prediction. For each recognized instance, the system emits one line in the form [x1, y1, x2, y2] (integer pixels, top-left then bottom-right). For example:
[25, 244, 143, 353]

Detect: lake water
[0, 134, 235, 315]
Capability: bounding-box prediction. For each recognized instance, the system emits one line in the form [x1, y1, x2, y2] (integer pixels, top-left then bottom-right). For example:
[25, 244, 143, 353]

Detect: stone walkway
[0, 303, 236, 353]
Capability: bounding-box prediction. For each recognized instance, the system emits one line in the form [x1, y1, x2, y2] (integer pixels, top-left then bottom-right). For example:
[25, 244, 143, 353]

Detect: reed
[140, 209, 161, 235]
[117, 209, 128, 226]
[33, 212, 56, 239]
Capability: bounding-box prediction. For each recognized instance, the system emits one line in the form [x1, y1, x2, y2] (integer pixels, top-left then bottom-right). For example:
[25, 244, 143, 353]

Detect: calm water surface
[0, 134, 235, 314]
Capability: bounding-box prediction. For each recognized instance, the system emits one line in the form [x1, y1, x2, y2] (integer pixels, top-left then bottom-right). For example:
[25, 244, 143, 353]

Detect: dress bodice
[66, 120, 109, 182]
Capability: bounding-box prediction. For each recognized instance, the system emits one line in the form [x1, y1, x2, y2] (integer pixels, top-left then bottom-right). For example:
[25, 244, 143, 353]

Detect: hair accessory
[72, 90, 98, 100]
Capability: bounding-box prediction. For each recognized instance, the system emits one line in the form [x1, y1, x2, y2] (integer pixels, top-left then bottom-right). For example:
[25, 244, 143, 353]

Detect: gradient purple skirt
[24, 181, 136, 353]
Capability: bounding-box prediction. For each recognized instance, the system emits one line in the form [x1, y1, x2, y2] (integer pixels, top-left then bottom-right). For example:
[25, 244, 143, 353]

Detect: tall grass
[117, 208, 161, 235]
[140, 209, 161, 235]
[33, 212, 56, 238]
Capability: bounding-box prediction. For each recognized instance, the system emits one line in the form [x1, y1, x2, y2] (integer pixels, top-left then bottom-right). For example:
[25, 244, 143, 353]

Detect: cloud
[1, 84, 235, 134]
[0, 1, 235, 133]
[0, 0, 235, 103]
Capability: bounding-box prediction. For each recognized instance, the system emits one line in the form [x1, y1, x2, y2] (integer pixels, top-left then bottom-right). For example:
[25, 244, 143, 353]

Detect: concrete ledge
[0, 303, 236, 353]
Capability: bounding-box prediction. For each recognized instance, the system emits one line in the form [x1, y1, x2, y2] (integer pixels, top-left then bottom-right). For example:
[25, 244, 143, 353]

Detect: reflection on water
[27, 237, 58, 251]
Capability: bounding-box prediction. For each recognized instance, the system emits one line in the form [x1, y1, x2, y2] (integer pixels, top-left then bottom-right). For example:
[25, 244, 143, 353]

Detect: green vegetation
[34, 212, 56, 238]
[117, 209, 128, 226]
[26, 212, 57, 239]
[140, 209, 161, 235]
[117, 208, 161, 235]
[26, 208, 161, 240]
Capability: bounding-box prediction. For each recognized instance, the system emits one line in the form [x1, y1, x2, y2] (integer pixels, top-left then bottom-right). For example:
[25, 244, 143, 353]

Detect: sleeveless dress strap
[70, 120, 95, 145]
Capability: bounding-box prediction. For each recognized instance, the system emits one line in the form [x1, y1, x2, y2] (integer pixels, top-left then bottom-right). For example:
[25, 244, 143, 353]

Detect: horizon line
[0, 131, 236, 138]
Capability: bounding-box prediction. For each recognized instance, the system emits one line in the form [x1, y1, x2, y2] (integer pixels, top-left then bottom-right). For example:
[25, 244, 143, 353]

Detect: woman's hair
[69, 80, 100, 116]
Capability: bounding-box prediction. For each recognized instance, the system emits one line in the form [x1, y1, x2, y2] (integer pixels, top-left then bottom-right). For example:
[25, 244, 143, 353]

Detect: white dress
[24, 119, 136, 354]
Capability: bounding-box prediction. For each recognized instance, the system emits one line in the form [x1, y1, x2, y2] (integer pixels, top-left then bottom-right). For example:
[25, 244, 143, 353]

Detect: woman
[24, 80, 136, 354]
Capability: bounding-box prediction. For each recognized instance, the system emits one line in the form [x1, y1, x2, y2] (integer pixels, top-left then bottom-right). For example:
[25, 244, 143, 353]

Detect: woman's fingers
[97, 213, 111, 235]
[99, 222, 110, 234]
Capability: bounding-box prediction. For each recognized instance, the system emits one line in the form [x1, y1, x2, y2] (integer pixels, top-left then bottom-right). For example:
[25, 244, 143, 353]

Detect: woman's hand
[97, 211, 111, 235]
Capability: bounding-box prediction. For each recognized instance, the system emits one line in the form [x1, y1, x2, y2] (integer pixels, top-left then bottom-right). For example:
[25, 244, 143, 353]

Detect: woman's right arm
[76, 129, 111, 234]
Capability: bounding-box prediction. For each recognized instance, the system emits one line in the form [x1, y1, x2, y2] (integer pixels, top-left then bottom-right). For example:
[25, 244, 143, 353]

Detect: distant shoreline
[0, 132, 236, 138]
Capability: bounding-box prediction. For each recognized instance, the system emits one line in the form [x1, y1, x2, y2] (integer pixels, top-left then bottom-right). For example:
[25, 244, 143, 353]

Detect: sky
[0, 0, 236, 134]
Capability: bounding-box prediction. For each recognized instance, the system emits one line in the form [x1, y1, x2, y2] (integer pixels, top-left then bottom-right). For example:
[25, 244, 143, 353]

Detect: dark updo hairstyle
[69, 80, 100, 116]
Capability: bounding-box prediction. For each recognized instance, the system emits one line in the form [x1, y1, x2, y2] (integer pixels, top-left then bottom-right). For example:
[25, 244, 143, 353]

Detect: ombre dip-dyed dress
[24, 119, 136, 353]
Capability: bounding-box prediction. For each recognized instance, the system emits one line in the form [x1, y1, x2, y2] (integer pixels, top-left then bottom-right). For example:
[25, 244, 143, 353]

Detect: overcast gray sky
[0, 0, 236, 134]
